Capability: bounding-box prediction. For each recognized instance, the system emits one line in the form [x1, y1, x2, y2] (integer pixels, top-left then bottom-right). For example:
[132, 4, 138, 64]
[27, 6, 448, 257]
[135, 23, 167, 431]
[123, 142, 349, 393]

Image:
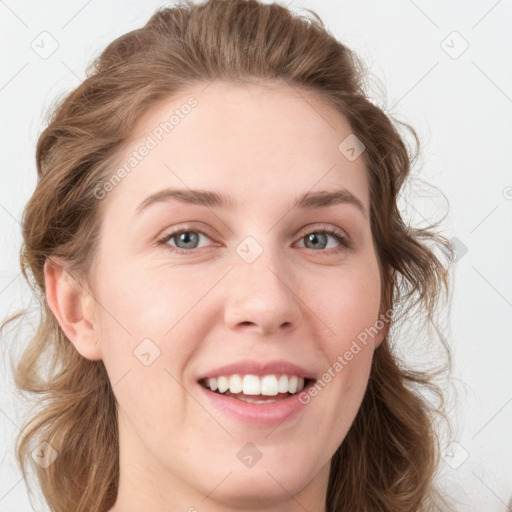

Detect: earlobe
[44, 257, 102, 361]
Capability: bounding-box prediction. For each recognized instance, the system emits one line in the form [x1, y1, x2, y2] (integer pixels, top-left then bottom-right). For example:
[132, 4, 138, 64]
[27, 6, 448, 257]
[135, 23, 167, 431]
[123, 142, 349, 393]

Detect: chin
[192, 449, 326, 506]
[205, 469, 315, 507]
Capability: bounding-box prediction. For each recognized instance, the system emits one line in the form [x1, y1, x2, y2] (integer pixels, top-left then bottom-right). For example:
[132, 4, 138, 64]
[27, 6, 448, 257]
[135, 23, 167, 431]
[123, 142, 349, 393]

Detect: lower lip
[197, 382, 312, 427]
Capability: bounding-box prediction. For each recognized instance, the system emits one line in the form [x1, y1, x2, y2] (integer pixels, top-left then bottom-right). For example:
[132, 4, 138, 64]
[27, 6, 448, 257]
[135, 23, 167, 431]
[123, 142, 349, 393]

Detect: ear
[374, 267, 395, 349]
[44, 257, 102, 361]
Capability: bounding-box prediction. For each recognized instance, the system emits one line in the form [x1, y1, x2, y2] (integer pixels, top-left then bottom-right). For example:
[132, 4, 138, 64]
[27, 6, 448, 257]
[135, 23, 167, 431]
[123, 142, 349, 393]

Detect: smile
[199, 373, 307, 400]
[197, 375, 316, 426]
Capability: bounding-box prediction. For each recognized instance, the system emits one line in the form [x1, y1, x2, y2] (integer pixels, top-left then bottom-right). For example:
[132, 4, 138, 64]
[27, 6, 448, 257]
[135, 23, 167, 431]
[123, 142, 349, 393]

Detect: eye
[295, 227, 351, 253]
[157, 228, 214, 254]
[156, 225, 352, 255]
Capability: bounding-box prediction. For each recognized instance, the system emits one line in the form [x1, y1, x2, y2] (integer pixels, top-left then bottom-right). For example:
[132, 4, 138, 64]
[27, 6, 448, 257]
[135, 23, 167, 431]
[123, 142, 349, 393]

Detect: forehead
[102, 80, 369, 215]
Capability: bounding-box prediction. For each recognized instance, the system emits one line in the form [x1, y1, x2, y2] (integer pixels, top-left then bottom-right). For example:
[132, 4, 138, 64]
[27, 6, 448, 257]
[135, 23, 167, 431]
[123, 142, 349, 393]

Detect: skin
[45, 80, 390, 512]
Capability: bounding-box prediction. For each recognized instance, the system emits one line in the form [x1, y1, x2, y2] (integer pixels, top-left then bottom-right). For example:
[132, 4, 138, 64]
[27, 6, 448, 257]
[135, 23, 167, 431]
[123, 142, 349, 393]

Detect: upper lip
[197, 359, 317, 381]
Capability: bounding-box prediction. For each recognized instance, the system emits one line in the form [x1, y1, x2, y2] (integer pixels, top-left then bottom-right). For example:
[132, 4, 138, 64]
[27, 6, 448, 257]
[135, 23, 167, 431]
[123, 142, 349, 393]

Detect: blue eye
[158, 230, 212, 253]
[297, 229, 351, 251]
[157, 226, 351, 255]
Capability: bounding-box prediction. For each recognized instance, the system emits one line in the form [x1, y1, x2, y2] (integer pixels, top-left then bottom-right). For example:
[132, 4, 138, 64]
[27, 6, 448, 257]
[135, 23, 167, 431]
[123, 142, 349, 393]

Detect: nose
[223, 246, 303, 337]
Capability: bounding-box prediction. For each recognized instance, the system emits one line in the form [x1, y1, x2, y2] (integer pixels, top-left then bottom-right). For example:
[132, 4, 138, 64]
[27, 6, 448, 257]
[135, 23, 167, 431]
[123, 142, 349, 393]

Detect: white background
[0, 0, 511, 510]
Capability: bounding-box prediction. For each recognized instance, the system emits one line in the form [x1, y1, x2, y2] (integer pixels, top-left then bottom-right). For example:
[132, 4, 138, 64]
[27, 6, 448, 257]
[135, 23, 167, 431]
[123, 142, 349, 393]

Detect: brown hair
[1, 1, 454, 510]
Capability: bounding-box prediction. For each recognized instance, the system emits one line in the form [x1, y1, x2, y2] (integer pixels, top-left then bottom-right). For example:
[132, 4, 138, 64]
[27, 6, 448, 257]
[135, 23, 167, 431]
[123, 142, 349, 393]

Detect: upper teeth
[204, 374, 306, 396]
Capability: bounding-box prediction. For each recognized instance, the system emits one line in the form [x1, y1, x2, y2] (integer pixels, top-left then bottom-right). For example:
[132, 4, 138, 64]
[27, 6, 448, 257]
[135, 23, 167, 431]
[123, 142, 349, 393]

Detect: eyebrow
[135, 187, 367, 218]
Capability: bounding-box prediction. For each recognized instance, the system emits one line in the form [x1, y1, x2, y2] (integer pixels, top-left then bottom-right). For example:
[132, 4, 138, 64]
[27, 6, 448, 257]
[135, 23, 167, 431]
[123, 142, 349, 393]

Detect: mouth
[195, 360, 317, 425]
[198, 374, 314, 404]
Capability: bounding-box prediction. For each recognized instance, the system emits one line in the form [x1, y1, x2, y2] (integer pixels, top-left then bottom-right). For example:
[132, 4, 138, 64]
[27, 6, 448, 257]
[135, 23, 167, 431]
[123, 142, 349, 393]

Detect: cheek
[305, 261, 380, 412]
[95, 260, 214, 340]
[92, 266, 194, 433]
[309, 261, 382, 348]
[92, 260, 224, 403]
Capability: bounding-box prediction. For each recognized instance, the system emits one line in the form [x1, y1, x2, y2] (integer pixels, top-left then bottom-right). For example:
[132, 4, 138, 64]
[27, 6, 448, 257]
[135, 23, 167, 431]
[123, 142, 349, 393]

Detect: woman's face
[80, 81, 387, 510]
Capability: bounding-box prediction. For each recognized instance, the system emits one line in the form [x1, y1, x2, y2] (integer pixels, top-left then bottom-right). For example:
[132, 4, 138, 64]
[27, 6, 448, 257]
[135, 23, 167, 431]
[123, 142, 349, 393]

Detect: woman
[2, 0, 453, 510]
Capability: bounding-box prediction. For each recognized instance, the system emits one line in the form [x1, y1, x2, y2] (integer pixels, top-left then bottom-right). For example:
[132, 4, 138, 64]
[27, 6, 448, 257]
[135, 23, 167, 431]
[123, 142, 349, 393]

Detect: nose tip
[223, 263, 303, 336]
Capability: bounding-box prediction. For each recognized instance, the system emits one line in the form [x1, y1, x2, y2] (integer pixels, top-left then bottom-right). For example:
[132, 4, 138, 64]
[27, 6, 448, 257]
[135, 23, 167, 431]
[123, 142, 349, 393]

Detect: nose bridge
[223, 233, 303, 335]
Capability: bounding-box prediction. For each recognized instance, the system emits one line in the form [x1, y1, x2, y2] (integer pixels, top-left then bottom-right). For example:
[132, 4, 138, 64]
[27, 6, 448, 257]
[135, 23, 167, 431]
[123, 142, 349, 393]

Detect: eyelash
[156, 225, 352, 255]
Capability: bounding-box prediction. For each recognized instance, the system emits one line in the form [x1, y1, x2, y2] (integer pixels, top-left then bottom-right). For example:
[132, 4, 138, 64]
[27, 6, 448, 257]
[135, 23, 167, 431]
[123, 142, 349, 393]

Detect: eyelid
[156, 225, 216, 252]
[295, 223, 352, 251]
[156, 222, 352, 254]
[296, 222, 349, 239]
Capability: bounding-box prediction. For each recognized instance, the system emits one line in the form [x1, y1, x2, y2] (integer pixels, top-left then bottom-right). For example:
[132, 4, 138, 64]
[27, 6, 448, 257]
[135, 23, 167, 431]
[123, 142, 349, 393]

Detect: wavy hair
[1, 1, 454, 510]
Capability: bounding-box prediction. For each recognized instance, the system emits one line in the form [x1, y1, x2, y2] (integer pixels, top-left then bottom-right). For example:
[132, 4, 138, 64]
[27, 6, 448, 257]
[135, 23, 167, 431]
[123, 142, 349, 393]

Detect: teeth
[243, 375, 261, 395]
[261, 375, 278, 396]
[288, 376, 298, 394]
[203, 374, 307, 396]
[217, 376, 229, 394]
[278, 375, 288, 393]
[209, 377, 218, 391]
[229, 374, 243, 394]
